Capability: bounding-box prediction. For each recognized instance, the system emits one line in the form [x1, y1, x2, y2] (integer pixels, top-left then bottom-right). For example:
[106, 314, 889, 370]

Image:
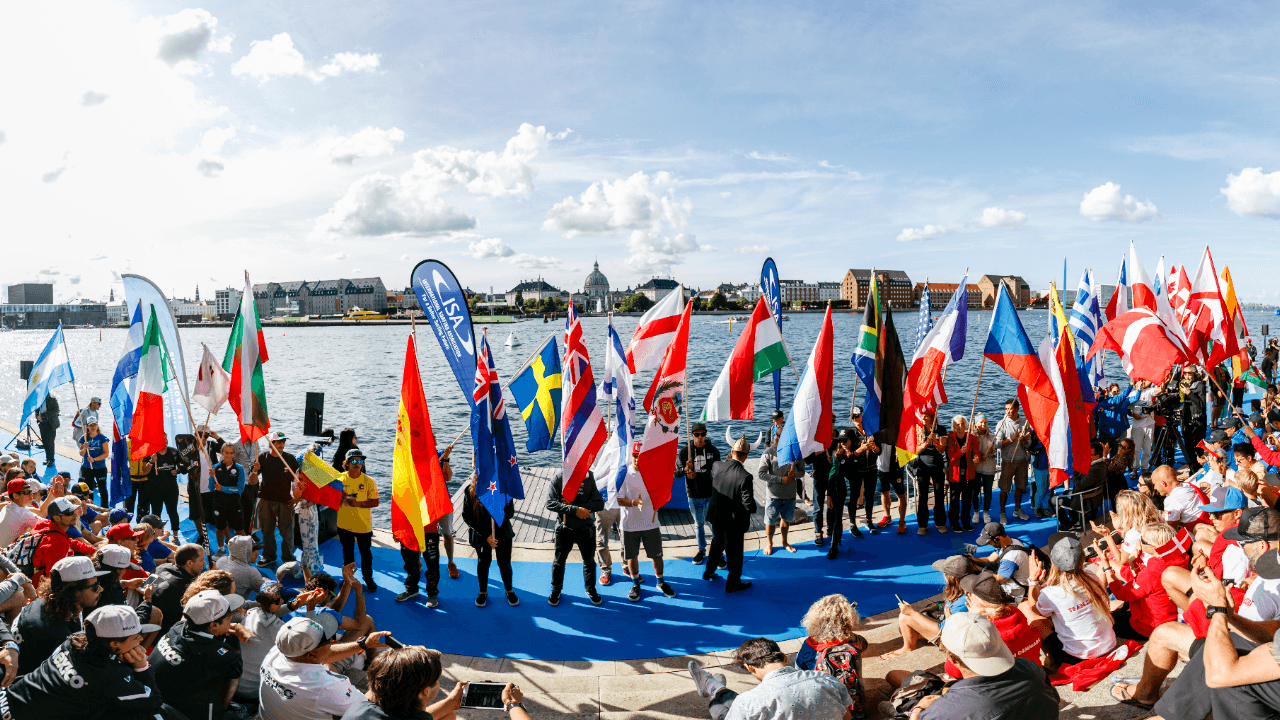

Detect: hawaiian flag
[129, 306, 170, 461]
[561, 303, 607, 500]
[778, 306, 835, 467]
[1105, 256, 1129, 322]
[471, 330, 524, 526]
[391, 334, 453, 552]
[636, 299, 693, 510]
[222, 273, 271, 443]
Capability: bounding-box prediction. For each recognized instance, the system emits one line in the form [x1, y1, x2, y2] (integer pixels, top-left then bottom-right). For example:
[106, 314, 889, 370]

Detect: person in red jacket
[30, 497, 98, 587]
[1093, 521, 1187, 640]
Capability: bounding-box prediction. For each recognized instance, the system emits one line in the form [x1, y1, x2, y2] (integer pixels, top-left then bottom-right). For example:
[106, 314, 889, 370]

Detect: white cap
[183, 589, 245, 625]
[52, 556, 110, 583]
[86, 605, 160, 638]
[84, 412, 99, 425]
[99, 545, 140, 571]
[269, 430, 287, 442]
[939, 612, 1016, 676]
[48, 497, 76, 516]
[275, 611, 340, 657]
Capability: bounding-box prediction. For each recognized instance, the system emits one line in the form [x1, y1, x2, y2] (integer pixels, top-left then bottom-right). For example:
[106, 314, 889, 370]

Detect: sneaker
[898, 521, 908, 535]
[587, 589, 602, 605]
[689, 659, 726, 699]
[917, 527, 928, 536]
[983, 512, 993, 523]
[815, 534, 826, 548]
[826, 544, 840, 560]
[869, 526, 880, 535]
[657, 580, 676, 598]
[876, 516, 892, 528]
[395, 589, 419, 603]
[622, 565, 633, 578]
[364, 579, 378, 593]
[718, 557, 728, 569]
[937, 525, 949, 534]
[850, 526, 863, 539]
[448, 562, 460, 579]
[257, 558, 273, 568]
[426, 595, 439, 608]
[628, 583, 641, 602]
[725, 581, 753, 593]
[971, 511, 980, 524]
[600, 571, 612, 586]
[1013, 509, 1030, 521]
[999, 513, 1008, 524]
[475, 593, 488, 608]
[548, 589, 561, 607]
[962, 524, 974, 532]
[506, 591, 520, 606]
[692, 551, 705, 565]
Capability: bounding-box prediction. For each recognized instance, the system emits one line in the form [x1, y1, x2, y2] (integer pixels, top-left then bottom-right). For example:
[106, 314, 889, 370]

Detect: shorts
[622, 528, 663, 560]
[214, 492, 243, 532]
[1041, 632, 1090, 668]
[435, 512, 453, 537]
[766, 498, 795, 525]
[877, 470, 905, 495]
[201, 492, 219, 527]
[998, 460, 1028, 492]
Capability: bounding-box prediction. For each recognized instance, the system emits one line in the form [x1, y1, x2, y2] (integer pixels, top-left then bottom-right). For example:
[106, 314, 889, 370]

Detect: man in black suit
[705, 436, 758, 593]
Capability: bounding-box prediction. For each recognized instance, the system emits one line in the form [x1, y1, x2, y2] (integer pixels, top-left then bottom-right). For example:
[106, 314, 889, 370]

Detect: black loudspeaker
[304, 392, 325, 436]
[19, 361, 33, 381]
[1263, 324, 1271, 337]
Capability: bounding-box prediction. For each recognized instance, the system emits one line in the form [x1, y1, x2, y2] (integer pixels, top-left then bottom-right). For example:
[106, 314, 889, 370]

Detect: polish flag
[625, 285, 685, 373]
[635, 299, 693, 509]
[1128, 241, 1157, 312]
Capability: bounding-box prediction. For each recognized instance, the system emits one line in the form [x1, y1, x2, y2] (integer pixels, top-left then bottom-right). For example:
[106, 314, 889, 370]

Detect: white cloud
[146, 9, 232, 69]
[399, 254, 410, 262]
[0, 130, 5, 145]
[196, 158, 224, 177]
[975, 206, 1026, 228]
[508, 253, 560, 269]
[1221, 167, 1280, 217]
[329, 252, 347, 261]
[41, 166, 66, 183]
[731, 244, 770, 254]
[405, 123, 558, 197]
[544, 171, 700, 273]
[1079, 182, 1159, 222]
[200, 126, 236, 155]
[89, 254, 107, 261]
[895, 224, 952, 242]
[314, 172, 476, 236]
[68, 275, 81, 285]
[322, 126, 404, 164]
[232, 33, 380, 82]
[746, 151, 789, 161]
[468, 237, 514, 259]
[80, 91, 108, 106]
[39, 268, 59, 275]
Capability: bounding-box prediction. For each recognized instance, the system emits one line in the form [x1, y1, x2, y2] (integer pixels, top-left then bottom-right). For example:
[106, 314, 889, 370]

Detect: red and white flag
[129, 307, 169, 460]
[636, 298, 693, 510]
[1186, 247, 1240, 369]
[1171, 264, 1193, 329]
[1087, 308, 1189, 384]
[1128, 241, 1158, 313]
[1104, 255, 1129, 321]
[625, 285, 684, 373]
[192, 342, 231, 416]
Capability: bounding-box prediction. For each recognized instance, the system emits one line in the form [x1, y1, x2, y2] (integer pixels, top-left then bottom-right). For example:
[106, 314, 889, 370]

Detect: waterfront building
[584, 261, 613, 312]
[841, 269, 913, 309]
[215, 287, 243, 319]
[0, 298, 107, 329]
[914, 282, 982, 309]
[636, 277, 694, 304]
[817, 281, 841, 302]
[780, 279, 819, 303]
[505, 279, 561, 307]
[4, 283, 54, 305]
[978, 275, 1032, 308]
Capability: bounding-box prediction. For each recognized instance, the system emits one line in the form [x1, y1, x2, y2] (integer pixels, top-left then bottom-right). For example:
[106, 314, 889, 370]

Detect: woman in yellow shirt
[337, 450, 380, 592]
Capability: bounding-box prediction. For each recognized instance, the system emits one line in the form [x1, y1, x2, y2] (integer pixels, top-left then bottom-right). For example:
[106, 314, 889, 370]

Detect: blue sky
[4, 1, 1280, 303]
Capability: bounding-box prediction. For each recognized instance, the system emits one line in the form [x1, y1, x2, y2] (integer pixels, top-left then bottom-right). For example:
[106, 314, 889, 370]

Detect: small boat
[780, 314, 791, 321]
[505, 332, 522, 347]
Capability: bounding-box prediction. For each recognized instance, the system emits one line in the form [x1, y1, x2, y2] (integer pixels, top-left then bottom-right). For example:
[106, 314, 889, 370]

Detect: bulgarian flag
[128, 306, 170, 461]
[701, 296, 789, 421]
[222, 273, 271, 443]
[391, 334, 454, 552]
[299, 451, 345, 510]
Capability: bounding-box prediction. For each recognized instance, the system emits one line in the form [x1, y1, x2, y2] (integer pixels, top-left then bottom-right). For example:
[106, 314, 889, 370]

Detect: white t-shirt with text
[1034, 582, 1117, 660]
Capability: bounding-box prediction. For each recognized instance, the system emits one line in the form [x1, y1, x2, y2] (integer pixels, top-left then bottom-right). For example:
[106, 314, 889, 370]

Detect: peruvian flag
[1105, 255, 1129, 321]
[897, 275, 967, 454]
[222, 273, 271, 443]
[635, 298, 693, 509]
[129, 306, 170, 460]
[626, 285, 685, 373]
[777, 306, 834, 466]
[701, 296, 790, 421]
[1087, 308, 1189, 384]
[1186, 247, 1240, 369]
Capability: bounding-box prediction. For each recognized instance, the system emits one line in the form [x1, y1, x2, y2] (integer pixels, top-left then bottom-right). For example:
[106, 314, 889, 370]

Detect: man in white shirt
[1152, 464, 1210, 531]
[0, 478, 47, 549]
[259, 610, 391, 720]
[1128, 382, 1157, 472]
[618, 442, 675, 602]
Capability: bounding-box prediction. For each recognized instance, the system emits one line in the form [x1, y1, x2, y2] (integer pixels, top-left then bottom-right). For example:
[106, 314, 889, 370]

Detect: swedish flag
[508, 337, 562, 452]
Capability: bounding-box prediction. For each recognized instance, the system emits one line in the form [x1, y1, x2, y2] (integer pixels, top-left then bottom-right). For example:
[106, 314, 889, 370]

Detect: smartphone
[894, 593, 905, 605]
[383, 635, 404, 650]
[461, 681, 507, 709]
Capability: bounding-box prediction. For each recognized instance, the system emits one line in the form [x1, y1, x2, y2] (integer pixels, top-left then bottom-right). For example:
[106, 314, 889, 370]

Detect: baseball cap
[89, 396, 102, 404]
[771, 410, 785, 421]
[939, 612, 1015, 676]
[346, 449, 367, 462]
[1201, 486, 1249, 514]
[1207, 429, 1230, 445]
[276, 561, 303, 581]
[931, 555, 974, 578]
[631, 441, 643, 455]
[71, 482, 93, 496]
[960, 571, 1014, 605]
[99, 545, 141, 571]
[108, 508, 132, 524]
[838, 428, 860, 442]
[269, 430, 287, 442]
[1250, 412, 1265, 426]
[691, 422, 707, 433]
[1269, 408, 1280, 425]
[183, 589, 245, 625]
[1254, 549, 1280, 580]
[85, 605, 159, 638]
[138, 514, 164, 530]
[1225, 507, 1280, 543]
[5, 479, 28, 495]
[25, 479, 44, 494]
[0, 456, 13, 466]
[84, 413, 99, 425]
[48, 497, 77, 517]
[975, 522, 1007, 546]
[1222, 417, 1242, 430]
[276, 611, 341, 657]
[1049, 536, 1084, 571]
[106, 523, 144, 541]
[52, 556, 110, 583]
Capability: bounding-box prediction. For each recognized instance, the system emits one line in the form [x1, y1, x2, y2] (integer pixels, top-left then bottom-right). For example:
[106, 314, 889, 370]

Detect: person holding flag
[461, 469, 517, 608]
[593, 315, 636, 587]
[22, 325, 75, 469]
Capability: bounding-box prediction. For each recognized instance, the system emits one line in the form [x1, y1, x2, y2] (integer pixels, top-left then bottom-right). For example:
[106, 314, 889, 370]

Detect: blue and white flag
[109, 302, 145, 438]
[1068, 269, 1105, 386]
[20, 325, 75, 431]
[594, 316, 636, 497]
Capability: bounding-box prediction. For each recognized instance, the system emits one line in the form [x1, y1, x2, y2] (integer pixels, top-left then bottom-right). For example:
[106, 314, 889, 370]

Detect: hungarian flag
[636, 298, 693, 509]
[299, 451, 345, 510]
[701, 296, 789, 421]
[626, 285, 685, 373]
[391, 334, 453, 552]
[128, 306, 170, 461]
[222, 274, 271, 443]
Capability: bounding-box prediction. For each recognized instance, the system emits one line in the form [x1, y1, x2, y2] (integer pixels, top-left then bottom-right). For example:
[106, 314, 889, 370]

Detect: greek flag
[20, 325, 75, 430]
[916, 285, 933, 349]
[1068, 269, 1105, 385]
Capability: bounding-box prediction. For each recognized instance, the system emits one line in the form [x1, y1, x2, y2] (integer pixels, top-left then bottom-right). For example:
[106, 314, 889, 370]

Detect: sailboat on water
[504, 332, 522, 347]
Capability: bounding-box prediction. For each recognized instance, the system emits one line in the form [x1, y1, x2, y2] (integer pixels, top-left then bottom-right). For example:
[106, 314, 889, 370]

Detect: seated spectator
[28, 497, 99, 587]
[0, 479, 47, 549]
[1056, 442, 1108, 528]
[235, 582, 314, 704]
[898, 612, 1059, 720]
[342, 645, 470, 720]
[217, 535, 267, 599]
[793, 594, 866, 714]
[1110, 489, 1162, 565]
[688, 637, 853, 720]
[881, 555, 972, 660]
[151, 542, 206, 635]
[1094, 522, 1187, 641]
[1, 605, 164, 720]
[1153, 464, 1211, 531]
[182, 568, 237, 604]
[970, 522, 1031, 600]
[153, 589, 248, 720]
[93, 545, 161, 646]
[1160, 486, 1249, 610]
[259, 612, 392, 720]
[14, 556, 108, 676]
[1023, 537, 1116, 671]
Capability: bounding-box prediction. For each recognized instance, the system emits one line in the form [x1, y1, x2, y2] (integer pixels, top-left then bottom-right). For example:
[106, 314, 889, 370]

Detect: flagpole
[447, 331, 557, 447]
[762, 293, 802, 383]
[968, 355, 987, 428]
[606, 313, 615, 430]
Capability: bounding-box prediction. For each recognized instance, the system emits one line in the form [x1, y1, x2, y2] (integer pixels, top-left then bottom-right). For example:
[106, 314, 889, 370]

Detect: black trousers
[947, 476, 973, 529]
[338, 528, 374, 581]
[845, 471, 874, 527]
[240, 484, 258, 532]
[551, 525, 597, 592]
[812, 473, 827, 535]
[38, 421, 55, 465]
[707, 526, 745, 585]
[1182, 418, 1206, 472]
[151, 480, 180, 536]
[826, 476, 847, 543]
[474, 538, 514, 593]
[401, 533, 440, 596]
[915, 466, 946, 529]
[1154, 633, 1260, 720]
[81, 467, 108, 507]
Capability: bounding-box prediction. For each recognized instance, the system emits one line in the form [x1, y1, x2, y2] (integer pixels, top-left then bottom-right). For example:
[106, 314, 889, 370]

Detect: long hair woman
[331, 428, 358, 471]
[461, 470, 516, 608]
[1023, 537, 1116, 671]
[880, 555, 970, 660]
[1111, 489, 1161, 564]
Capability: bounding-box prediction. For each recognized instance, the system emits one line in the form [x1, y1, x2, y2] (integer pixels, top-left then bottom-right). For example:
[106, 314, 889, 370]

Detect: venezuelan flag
[508, 336, 562, 453]
[391, 334, 453, 552]
[299, 451, 345, 510]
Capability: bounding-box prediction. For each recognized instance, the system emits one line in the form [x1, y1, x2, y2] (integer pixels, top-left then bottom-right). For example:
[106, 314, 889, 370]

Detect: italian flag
[129, 307, 170, 460]
[701, 296, 790, 421]
[222, 274, 271, 443]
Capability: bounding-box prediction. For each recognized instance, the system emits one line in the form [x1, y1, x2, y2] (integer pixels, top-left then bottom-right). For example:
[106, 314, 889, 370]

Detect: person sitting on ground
[14, 556, 108, 676]
[93, 545, 161, 646]
[259, 612, 392, 720]
[0, 478, 51, 549]
[881, 555, 972, 660]
[1160, 486, 1250, 610]
[1109, 489, 1162, 565]
[688, 637, 853, 720]
[27, 497, 99, 587]
[151, 542, 206, 635]
[235, 583, 322, 705]
[1152, 463, 1211, 531]
[152, 589, 249, 720]
[218, 534, 267, 600]
[893, 612, 1060, 720]
[970, 522, 1031, 601]
[1093, 521, 1187, 641]
[342, 645, 470, 720]
[1022, 536, 1116, 672]
[794, 594, 867, 715]
[294, 564, 381, 689]
[2, 604, 164, 720]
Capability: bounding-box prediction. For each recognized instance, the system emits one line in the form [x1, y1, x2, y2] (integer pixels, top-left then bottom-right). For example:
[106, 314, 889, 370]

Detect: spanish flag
[391, 335, 454, 552]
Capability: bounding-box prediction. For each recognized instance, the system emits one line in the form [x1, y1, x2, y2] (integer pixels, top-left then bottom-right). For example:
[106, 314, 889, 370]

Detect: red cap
[5, 479, 27, 495]
[631, 441, 643, 455]
[106, 523, 144, 541]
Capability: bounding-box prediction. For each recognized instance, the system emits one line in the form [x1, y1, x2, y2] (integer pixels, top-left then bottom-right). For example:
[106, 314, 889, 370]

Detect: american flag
[916, 283, 933, 350]
[560, 303, 606, 500]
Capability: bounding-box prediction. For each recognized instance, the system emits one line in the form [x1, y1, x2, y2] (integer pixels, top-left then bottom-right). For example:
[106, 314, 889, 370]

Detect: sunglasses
[692, 432, 706, 437]
[86, 582, 103, 592]
[348, 459, 365, 465]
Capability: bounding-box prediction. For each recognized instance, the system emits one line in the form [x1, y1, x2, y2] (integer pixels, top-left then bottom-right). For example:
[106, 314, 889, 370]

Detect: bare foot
[764, 545, 774, 556]
[783, 543, 797, 553]
[879, 647, 911, 661]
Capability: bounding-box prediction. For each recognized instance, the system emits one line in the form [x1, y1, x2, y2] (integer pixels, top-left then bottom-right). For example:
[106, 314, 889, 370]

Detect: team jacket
[3, 638, 164, 720]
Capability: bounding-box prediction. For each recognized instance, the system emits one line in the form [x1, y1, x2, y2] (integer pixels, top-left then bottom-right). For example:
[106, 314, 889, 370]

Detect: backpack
[5, 528, 55, 578]
[814, 634, 868, 716]
[882, 670, 947, 719]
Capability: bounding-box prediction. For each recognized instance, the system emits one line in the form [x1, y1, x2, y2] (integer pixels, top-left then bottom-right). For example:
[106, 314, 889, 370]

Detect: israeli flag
[596, 317, 636, 495]
[20, 325, 75, 430]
